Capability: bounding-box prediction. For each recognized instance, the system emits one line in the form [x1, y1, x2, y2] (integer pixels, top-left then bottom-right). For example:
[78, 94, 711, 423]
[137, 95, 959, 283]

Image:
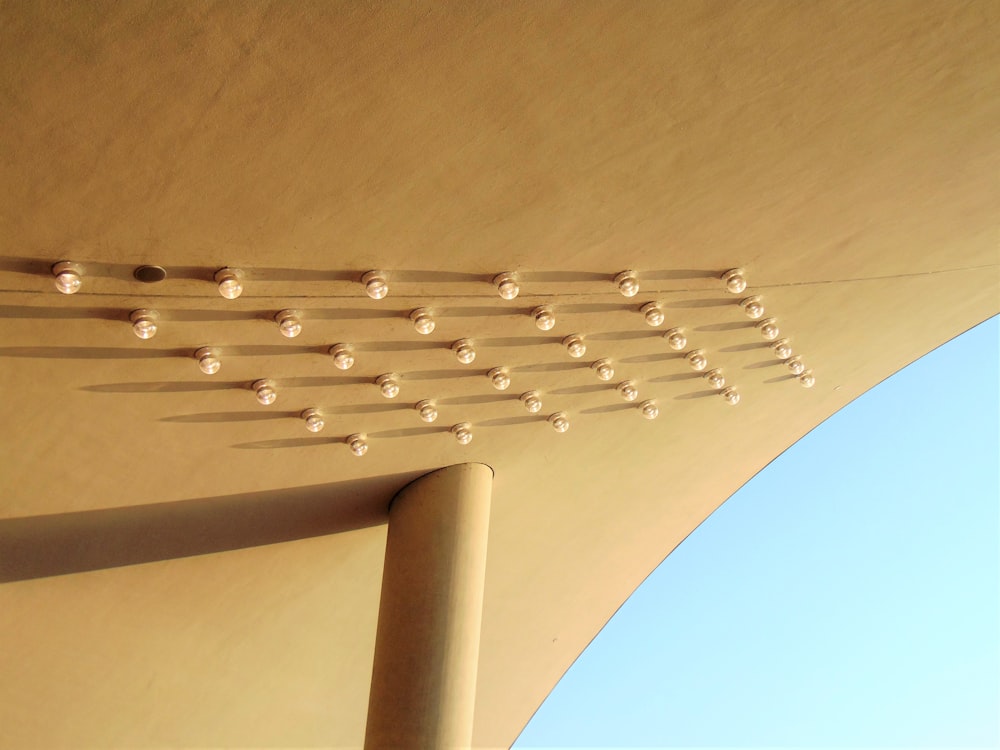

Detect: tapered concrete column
[364, 463, 494, 750]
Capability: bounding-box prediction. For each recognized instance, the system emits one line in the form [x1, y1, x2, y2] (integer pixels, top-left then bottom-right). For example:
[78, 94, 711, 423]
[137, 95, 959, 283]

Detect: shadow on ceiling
[744, 359, 784, 370]
[695, 321, 756, 333]
[719, 341, 771, 353]
[0, 474, 417, 583]
[579, 403, 632, 415]
[0, 343, 446, 359]
[0, 256, 719, 284]
[673, 389, 720, 399]
[161, 410, 298, 423]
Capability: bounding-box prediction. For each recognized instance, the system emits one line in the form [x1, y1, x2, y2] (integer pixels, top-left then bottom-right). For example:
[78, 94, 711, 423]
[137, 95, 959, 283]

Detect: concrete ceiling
[0, 1, 997, 747]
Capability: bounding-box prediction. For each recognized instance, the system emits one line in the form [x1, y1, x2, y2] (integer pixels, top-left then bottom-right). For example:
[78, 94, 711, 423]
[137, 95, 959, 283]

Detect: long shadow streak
[0, 474, 419, 582]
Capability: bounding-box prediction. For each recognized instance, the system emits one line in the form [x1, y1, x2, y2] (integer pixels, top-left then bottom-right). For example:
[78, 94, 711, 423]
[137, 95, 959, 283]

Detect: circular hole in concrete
[133, 265, 167, 283]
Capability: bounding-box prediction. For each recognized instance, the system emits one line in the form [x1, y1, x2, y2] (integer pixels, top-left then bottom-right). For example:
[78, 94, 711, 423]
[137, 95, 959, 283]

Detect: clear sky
[514, 316, 999, 749]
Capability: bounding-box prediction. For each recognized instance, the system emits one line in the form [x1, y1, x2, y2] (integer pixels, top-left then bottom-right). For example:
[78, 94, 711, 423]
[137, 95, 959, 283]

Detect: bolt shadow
[216, 344, 320, 356]
[663, 298, 732, 309]
[362, 340, 444, 353]
[718, 342, 770, 353]
[579, 404, 633, 415]
[641, 269, 720, 281]
[555, 303, 634, 314]
[512, 361, 584, 374]
[81, 381, 244, 393]
[673, 389, 718, 399]
[548, 384, 611, 396]
[154, 309, 271, 322]
[161, 411, 297, 423]
[648, 372, 700, 384]
[0, 255, 62, 275]
[744, 360, 783, 370]
[437, 394, 513, 406]
[284, 308, 400, 321]
[232, 437, 332, 449]
[0, 305, 125, 321]
[516, 271, 609, 283]
[238, 268, 357, 282]
[385, 270, 486, 283]
[281, 375, 373, 388]
[403, 368, 483, 381]
[368, 426, 449, 439]
[587, 330, 662, 342]
[439, 306, 532, 319]
[619, 352, 685, 365]
[477, 336, 560, 348]
[0, 346, 191, 359]
[695, 322, 756, 333]
[478, 416, 544, 428]
[322, 403, 405, 415]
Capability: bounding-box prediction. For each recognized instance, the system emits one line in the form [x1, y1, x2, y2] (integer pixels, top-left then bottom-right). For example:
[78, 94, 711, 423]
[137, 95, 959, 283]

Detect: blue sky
[514, 316, 999, 749]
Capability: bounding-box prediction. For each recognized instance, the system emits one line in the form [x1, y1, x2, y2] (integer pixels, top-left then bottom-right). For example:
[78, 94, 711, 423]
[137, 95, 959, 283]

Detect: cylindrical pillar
[364, 462, 494, 750]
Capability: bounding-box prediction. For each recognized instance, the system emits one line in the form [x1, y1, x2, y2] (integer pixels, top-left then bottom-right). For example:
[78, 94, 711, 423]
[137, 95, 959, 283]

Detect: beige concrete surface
[0, 1, 997, 747]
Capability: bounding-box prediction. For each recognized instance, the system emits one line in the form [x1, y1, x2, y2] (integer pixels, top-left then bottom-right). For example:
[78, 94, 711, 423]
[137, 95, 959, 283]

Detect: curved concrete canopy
[0, 2, 997, 747]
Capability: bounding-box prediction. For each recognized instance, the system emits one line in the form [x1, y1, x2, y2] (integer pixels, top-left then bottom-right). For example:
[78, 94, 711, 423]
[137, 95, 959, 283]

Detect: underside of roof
[0, 1, 997, 747]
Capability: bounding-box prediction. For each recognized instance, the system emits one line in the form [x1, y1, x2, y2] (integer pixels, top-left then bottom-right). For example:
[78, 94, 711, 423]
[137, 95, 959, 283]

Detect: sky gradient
[515, 316, 999, 749]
